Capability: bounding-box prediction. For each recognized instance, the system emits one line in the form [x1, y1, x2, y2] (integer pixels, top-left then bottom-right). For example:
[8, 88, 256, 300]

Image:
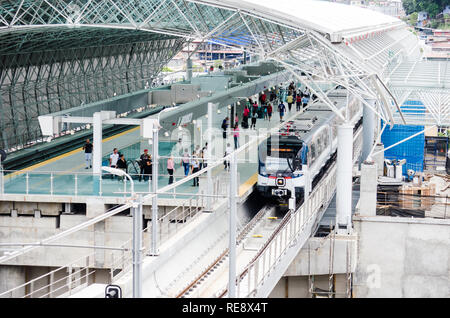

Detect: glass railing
[0, 165, 240, 199]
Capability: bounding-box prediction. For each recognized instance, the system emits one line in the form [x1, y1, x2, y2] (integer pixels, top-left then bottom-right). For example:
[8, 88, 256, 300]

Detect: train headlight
[276, 178, 285, 187]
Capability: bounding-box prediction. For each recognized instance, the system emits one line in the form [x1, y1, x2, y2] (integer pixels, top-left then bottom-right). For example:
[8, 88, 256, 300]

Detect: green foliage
[403, 0, 450, 18]
[409, 11, 419, 25]
[162, 66, 173, 72]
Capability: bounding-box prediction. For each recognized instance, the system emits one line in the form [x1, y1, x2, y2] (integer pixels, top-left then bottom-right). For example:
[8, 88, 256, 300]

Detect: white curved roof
[222, 0, 403, 36]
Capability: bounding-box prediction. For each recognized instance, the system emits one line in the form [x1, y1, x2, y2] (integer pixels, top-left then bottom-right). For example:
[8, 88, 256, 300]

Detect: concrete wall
[0, 214, 135, 268]
[151, 84, 207, 105]
[269, 274, 349, 298]
[0, 266, 25, 297]
[284, 235, 357, 277]
[191, 76, 231, 92]
[353, 216, 450, 297]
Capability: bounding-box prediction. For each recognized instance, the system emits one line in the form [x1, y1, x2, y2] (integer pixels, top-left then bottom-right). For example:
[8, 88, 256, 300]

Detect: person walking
[302, 95, 309, 109]
[181, 148, 190, 176]
[270, 90, 276, 103]
[221, 117, 229, 139]
[278, 101, 286, 122]
[233, 124, 240, 149]
[263, 104, 268, 120]
[252, 101, 258, 117]
[242, 106, 250, 129]
[251, 109, 257, 129]
[167, 156, 174, 184]
[296, 93, 302, 111]
[286, 94, 293, 112]
[116, 154, 128, 181]
[82, 139, 93, 169]
[260, 91, 267, 105]
[191, 151, 200, 186]
[224, 143, 232, 171]
[139, 149, 151, 182]
[142, 159, 153, 182]
[201, 142, 209, 169]
[268, 103, 273, 122]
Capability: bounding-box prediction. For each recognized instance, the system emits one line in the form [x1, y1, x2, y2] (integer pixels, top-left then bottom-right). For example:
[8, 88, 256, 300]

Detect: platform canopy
[0, 0, 443, 151]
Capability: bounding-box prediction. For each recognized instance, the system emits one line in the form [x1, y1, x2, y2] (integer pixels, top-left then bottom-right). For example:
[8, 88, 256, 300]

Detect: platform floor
[2, 106, 301, 198]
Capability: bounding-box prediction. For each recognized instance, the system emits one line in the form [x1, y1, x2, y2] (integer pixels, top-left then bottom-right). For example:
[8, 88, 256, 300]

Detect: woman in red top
[243, 106, 250, 128]
[267, 104, 273, 122]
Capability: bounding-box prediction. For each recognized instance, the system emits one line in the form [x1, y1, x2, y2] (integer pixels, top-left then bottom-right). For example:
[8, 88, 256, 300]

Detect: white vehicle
[257, 93, 363, 201]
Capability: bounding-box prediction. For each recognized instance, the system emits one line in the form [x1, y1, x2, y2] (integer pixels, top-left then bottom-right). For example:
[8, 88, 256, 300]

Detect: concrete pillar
[362, 100, 376, 162]
[93, 112, 103, 194]
[132, 195, 143, 298]
[372, 143, 385, 177]
[194, 119, 202, 150]
[228, 151, 237, 298]
[151, 126, 159, 256]
[359, 161, 378, 216]
[206, 103, 213, 212]
[336, 123, 354, 234]
[0, 266, 26, 297]
[92, 112, 103, 175]
[186, 58, 193, 82]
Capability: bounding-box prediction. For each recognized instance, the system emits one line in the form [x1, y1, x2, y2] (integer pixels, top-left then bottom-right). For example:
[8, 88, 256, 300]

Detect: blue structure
[381, 101, 426, 176]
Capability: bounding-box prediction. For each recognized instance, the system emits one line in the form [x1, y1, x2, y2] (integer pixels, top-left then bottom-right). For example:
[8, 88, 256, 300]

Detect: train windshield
[259, 137, 304, 174]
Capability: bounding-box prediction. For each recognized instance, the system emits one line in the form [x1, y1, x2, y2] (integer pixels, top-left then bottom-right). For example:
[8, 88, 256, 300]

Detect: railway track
[176, 204, 276, 298]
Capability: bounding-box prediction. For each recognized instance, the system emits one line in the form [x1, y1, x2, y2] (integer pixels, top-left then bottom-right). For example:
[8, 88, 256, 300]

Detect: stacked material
[399, 182, 436, 210]
[425, 174, 450, 219]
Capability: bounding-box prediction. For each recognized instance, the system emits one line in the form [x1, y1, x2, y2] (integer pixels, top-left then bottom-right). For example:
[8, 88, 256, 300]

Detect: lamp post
[101, 166, 142, 298]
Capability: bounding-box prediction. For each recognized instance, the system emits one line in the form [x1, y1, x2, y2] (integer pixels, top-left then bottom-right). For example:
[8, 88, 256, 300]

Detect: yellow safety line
[5, 126, 140, 179]
[238, 172, 258, 197]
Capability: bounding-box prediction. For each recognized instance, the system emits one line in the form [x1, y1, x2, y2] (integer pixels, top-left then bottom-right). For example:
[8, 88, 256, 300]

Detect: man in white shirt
[109, 148, 119, 179]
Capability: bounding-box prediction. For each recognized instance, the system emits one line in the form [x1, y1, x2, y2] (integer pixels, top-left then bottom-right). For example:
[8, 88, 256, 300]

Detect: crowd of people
[81, 82, 312, 188]
[220, 82, 313, 149]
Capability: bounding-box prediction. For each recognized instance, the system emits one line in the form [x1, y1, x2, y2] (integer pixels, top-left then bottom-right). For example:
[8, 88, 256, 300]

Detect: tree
[409, 11, 419, 25]
[403, 0, 417, 15]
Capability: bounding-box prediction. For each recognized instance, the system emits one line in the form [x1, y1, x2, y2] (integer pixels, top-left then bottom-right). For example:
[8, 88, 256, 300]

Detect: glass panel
[53, 173, 75, 196]
[28, 173, 51, 195]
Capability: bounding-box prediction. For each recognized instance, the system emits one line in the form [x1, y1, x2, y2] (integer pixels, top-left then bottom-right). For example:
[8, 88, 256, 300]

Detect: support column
[228, 151, 237, 298]
[373, 143, 385, 177]
[362, 99, 376, 162]
[359, 161, 378, 216]
[186, 58, 193, 82]
[92, 112, 103, 195]
[132, 195, 143, 298]
[151, 126, 159, 255]
[336, 123, 354, 235]
[206, 103, 213, 212]
[0, 156, 4, 195]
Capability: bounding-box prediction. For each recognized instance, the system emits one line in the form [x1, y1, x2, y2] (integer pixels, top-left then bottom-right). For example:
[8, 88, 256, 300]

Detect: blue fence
[381, 122, 425, 176]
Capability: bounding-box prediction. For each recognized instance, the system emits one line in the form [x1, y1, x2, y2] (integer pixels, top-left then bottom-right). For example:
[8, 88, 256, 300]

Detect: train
[256, 91, 363, 201]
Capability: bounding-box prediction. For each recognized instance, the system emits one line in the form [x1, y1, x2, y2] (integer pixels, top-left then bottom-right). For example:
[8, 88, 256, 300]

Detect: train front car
[257, 133, 306, 201]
